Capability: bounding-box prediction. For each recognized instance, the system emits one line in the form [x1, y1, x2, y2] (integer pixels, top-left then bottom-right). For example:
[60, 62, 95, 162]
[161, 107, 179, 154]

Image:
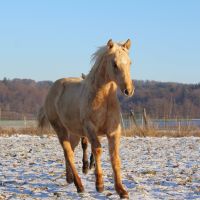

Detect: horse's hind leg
[64, 152, 74, 183]
[50, 121, 73, 184]
[60, 137, 84, 193]
[81, 137, 89, 174]
[50, 121, 84, 192]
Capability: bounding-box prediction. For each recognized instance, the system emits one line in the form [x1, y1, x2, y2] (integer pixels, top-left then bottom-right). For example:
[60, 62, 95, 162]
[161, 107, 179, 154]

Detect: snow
[0, 135, 199, 199]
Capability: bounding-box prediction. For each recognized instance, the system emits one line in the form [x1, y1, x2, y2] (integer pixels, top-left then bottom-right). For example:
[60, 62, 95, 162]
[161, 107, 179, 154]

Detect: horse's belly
[57, 102, 83, 136]
[61, 107, 84, 136]
[65, 121, 83, 136]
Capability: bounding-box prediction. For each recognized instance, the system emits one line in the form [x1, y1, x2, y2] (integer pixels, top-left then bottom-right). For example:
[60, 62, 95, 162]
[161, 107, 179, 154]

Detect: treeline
[0, 78, 52, 119]
[0, 78, 200, 119]
[120, 80, 200, 119]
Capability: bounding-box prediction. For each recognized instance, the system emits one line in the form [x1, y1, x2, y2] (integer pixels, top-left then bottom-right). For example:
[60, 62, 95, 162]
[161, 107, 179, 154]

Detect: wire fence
[0, 108, 200, 137]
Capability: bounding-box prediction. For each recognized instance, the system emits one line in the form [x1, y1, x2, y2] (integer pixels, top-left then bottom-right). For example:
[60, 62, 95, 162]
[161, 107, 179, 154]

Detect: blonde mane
[89, 46, 107, 73]
[91, 45, 108, 65]
[84, 45, 108, 85]
[87, 42, 126, 82]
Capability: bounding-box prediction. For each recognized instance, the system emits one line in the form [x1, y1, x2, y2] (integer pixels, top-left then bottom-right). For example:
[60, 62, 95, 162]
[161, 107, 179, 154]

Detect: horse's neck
[86, 59, 117, 98]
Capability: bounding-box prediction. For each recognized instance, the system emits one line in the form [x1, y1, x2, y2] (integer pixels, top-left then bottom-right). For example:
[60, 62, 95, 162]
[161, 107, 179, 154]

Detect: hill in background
[0, 78, 52, 119]
[0, 78, 200, 119]
[120, 80, 200, 119]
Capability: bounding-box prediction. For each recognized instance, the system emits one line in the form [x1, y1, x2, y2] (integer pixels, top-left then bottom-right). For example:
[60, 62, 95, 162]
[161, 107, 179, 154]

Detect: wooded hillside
[120, 81, 200, 118]
[0, 78, 200, 119]
[0, 78, 52, 119]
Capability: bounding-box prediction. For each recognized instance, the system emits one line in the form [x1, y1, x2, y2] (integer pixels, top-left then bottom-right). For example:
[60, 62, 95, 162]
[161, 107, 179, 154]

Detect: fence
[0, 108, 200, 136]
[0, 109, 35, 120]
[121, 111, 200, 129]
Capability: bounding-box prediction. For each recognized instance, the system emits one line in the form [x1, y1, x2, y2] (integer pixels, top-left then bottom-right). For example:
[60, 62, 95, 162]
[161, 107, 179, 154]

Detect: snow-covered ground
[0, 135, 199, 200]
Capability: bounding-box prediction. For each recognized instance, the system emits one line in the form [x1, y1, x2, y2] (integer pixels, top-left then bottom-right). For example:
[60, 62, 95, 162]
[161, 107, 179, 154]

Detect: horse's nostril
[124, 89, 129, 96]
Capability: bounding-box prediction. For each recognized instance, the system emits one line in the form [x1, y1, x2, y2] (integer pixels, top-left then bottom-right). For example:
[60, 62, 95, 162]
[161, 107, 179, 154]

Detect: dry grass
[122, 114, 200, 137]
[0, 127, 55, 137]
[122, 125, 200, 137]
[0, 125, 200, 137]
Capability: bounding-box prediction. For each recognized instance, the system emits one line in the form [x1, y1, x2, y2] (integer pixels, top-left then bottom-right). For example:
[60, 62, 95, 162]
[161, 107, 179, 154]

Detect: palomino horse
[38, 39, 134, 199]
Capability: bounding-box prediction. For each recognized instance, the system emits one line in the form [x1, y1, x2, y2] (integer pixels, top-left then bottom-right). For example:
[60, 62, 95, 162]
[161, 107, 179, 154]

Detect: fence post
[130, 110, 145, 137]
[24, 116, 27, 128]
[143, 108, 148, 129]
[178, 120, 181, 135]
[141, 113, 143, 128]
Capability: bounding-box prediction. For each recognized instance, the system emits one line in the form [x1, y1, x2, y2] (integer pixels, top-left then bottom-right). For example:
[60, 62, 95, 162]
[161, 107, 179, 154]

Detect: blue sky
[0, 0, 200, 83]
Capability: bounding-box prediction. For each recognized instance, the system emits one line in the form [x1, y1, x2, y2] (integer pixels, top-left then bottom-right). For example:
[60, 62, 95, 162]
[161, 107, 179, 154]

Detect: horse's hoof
[77, 186, 84, 193]
[120, 192, 129, 199]
[116, 185, 129, 199]
[89, 162, 95, 169]
[96, 184, 104, 193]
[82, 167, 88, 174]
[66, 176, 74, 184]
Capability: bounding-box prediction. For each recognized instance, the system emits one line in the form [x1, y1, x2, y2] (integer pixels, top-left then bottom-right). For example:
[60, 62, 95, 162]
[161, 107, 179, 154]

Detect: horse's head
[105, 39, 134, 97]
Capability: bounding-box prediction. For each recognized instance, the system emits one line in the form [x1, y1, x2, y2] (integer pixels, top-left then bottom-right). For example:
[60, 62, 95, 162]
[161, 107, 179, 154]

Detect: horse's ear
[123, 39, 131, 50]
[107, 39, 114, 49]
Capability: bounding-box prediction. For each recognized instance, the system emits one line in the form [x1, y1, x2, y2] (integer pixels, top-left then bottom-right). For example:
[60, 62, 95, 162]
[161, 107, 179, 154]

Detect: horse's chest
[91, 99, 107, 128]
[88, 90, 118, 131]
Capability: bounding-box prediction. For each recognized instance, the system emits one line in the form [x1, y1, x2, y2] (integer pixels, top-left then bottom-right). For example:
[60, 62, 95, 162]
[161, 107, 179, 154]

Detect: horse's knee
[92, 147, 102, 157]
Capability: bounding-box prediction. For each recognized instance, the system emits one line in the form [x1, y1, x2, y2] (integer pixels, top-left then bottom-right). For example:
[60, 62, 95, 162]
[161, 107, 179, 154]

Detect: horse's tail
[37, 107, 49, 129]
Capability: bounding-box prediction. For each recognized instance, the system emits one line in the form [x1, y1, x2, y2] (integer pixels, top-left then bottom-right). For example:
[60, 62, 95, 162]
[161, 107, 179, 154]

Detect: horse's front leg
[92, 139, 104, 192]
[107, 128, 129, 199]
[84, 122, 104, 192]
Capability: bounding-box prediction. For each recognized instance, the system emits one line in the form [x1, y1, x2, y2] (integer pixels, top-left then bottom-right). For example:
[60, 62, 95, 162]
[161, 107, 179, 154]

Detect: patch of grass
[1, 125, 200, 137]
[122, 126, 200, 137]
[0, 127, 55, 137]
